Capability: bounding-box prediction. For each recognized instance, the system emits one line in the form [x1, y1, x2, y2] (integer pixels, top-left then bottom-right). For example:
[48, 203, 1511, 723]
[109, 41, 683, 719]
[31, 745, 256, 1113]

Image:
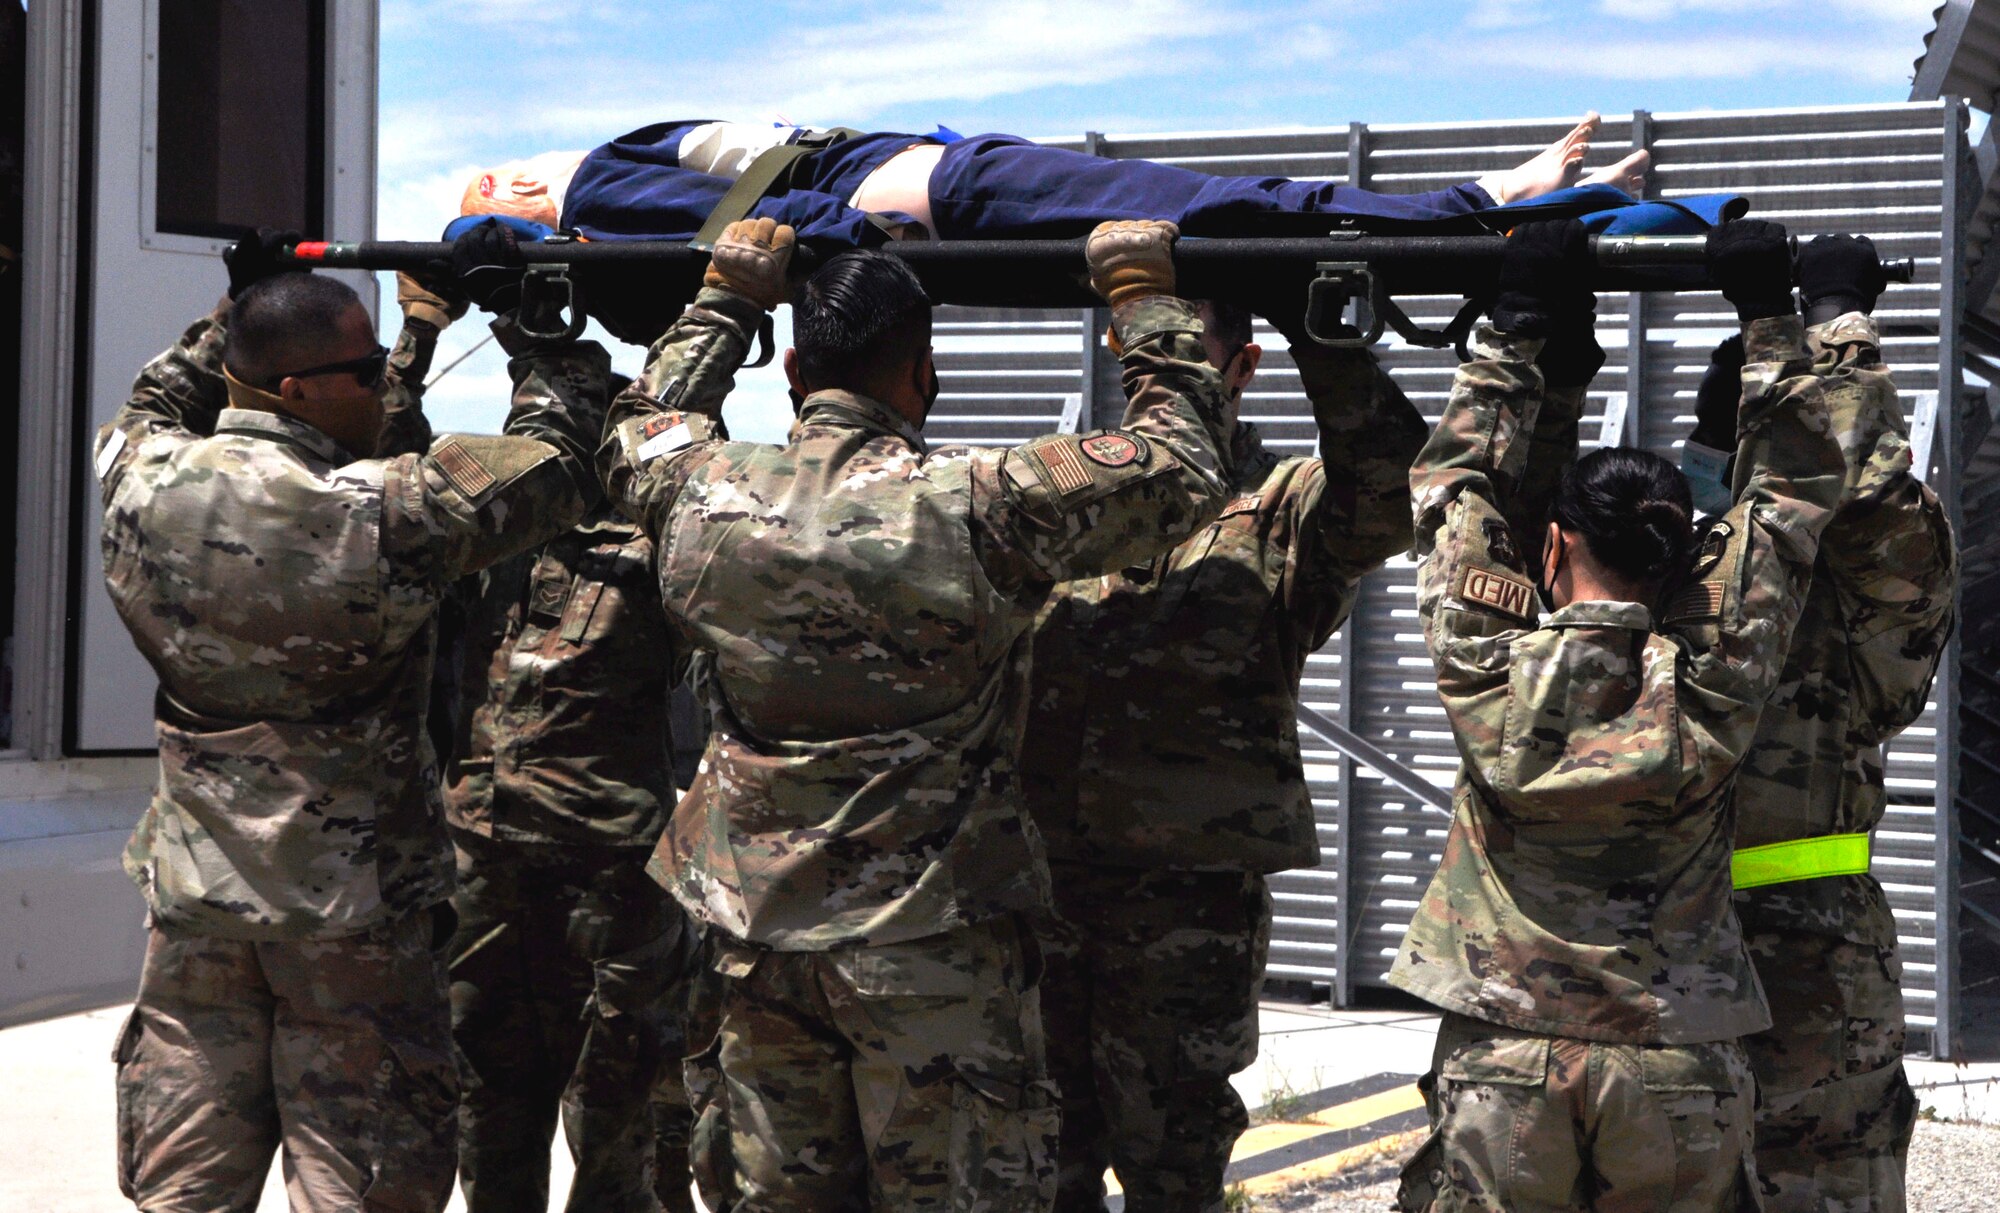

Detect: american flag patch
[433, 439, 497, 500]
[1664, 581, 1725, 623]
[1040, 440, 1093, 496]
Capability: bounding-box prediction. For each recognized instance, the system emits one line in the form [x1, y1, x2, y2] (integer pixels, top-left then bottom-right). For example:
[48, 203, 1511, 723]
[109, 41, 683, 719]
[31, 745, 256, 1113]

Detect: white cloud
[1469, 0, 1550, 30]
[1596, 0, 1763, 21]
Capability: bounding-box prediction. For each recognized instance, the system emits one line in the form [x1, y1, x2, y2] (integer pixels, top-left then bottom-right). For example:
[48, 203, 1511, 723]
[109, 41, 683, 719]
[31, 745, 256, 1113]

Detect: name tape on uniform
[637, 413, 695, 463]
[1457, 565, 1537, 623]
[95, 429, 129, 481]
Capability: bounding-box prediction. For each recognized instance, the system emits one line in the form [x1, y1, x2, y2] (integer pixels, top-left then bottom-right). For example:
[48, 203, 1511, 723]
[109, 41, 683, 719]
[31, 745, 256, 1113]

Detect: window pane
[156, 0, 323, 239]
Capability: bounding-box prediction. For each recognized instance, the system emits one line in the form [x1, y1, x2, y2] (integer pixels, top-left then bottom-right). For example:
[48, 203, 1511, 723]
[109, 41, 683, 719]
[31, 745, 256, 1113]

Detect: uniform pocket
[112, 1010, 147, 1198]
[947, 1063, 1059, 1213]
[1638, 1041, 1744, 1093]
[1438, 1034, 1550, 1086]
[682, 1027, 734, 1210]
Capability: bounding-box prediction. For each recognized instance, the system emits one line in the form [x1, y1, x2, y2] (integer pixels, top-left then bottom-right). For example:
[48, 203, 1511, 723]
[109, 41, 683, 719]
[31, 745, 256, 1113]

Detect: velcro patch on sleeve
[1663, 580, 1725, 624]
[432, 438, 498, 501]
[636, 411, 695, 463]
[1037, 439, 1095, 498]
[1456, 564, 1538, 623]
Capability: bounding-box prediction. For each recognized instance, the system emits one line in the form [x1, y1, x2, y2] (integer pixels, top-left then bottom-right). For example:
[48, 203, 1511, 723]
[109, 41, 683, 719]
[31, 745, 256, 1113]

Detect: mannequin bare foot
[1579, 148, 1650, 199]
[1476, 113, 1601, 204]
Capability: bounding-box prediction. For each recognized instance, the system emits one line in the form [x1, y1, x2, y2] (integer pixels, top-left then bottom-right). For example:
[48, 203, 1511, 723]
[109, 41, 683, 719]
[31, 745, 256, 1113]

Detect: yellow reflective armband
[1731, 833, 1872, 890]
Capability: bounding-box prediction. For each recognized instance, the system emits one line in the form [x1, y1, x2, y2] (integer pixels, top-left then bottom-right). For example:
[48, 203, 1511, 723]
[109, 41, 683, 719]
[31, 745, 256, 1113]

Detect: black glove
[1707, 220, 1794, 322]
[224, 227, 305, 299]
[1688, 333, 1746, 452]
[1797, 233, 1887, 325]
[451, 219, 528, 314]
[1491, 219, 1595, 339]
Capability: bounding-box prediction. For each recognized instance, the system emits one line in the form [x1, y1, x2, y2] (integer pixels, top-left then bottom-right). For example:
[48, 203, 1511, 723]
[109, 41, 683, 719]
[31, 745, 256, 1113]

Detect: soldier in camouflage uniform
[1680, 237, 1955, 1212]
[599, 217, 1234, 1210]
[1388, 220, 1848, 1213]
[1021, 298, 1428, 1210]
[438, 496, 702, 1213]
[100, 227, 610, 1213]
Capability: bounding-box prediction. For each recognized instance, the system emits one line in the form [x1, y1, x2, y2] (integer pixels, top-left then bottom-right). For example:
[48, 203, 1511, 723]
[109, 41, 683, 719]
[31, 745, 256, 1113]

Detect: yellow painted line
[1304, 1082, 1426, 1131]
[1103, 1122, 1335, 1197]
[1236, 1126, 1429, 1197]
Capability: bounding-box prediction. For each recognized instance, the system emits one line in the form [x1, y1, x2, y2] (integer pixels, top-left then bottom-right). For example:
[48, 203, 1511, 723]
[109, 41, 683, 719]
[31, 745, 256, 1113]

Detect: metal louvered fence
[922, 102, 1970, 1057]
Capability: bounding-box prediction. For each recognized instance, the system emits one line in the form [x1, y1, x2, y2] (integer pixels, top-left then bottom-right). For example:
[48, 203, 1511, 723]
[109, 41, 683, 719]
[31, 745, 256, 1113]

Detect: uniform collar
[1227, 420, 1278, 487]
[796, 389, 928, 454]
[213, 407, 360, 464]
[1544, 599, 1654, 632]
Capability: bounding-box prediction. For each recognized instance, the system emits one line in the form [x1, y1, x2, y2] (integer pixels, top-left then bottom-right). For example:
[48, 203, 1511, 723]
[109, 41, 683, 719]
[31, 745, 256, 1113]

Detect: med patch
[1457, 564, 1538, 623]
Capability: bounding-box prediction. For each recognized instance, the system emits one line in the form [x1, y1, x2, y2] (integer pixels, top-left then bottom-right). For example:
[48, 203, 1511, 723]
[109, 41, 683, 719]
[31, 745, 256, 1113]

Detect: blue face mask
[1680, 441, 1734, 517]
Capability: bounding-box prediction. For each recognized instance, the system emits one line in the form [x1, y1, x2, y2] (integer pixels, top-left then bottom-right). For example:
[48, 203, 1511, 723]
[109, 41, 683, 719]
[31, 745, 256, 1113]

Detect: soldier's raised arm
[380, 220, 612, 587]
[1798, 242, 1956, 738]
[1667, 223, 1849, 795]
[1257, 324, 1432, 646]
[972, 220, 1231, 593]
[600, 219, 788, 534]
[1409, 222, 1606, 752]
[372, 269, 471, 457]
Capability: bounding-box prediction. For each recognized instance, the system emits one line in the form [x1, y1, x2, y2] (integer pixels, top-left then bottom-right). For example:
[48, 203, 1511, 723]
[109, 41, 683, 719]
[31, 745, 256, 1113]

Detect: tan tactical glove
[1086, 219, 1179, 309]
[395, 270, 469, 330]
[704, 217, 797, 311]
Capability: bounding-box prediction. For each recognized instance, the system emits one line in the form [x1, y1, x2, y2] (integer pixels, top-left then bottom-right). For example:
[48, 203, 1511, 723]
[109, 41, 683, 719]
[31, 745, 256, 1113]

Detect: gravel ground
[1266, 1117, 2000, 1213]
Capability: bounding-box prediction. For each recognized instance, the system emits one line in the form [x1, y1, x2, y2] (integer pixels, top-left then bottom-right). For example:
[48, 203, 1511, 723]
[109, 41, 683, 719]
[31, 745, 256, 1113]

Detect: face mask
[916, 357, 940, 423]
[1679, 441, 1735, 517]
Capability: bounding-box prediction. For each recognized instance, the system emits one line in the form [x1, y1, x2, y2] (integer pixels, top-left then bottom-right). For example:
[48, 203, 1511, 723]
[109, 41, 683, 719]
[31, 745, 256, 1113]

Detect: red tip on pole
[291, 241, 331, 262]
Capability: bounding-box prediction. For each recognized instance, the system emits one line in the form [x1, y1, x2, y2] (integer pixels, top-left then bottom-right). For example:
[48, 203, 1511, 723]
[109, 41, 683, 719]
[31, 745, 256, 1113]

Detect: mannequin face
[460, 150, 586, 225]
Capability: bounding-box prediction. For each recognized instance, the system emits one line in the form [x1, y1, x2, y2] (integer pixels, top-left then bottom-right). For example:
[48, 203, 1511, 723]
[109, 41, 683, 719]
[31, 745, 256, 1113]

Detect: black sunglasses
[280, 345, 391, 391]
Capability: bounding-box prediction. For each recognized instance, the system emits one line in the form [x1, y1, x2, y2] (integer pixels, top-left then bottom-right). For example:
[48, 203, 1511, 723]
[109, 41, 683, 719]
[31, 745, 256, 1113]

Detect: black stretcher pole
[281, 235, 1917, 348]
[281, 234, 1916, 294]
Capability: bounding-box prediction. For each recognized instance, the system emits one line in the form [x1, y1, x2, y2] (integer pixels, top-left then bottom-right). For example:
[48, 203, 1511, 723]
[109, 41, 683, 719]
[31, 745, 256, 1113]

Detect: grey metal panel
[925, 104, 1958, 1049]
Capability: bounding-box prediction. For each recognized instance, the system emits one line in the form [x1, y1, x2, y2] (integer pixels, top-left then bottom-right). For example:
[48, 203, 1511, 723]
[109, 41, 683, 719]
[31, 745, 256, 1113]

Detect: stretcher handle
[281, 235, 1917, 287]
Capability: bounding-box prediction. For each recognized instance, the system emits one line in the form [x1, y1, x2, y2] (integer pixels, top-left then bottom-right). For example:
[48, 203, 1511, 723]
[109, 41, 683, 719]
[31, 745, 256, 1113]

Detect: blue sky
[377, 0, 1943, 435]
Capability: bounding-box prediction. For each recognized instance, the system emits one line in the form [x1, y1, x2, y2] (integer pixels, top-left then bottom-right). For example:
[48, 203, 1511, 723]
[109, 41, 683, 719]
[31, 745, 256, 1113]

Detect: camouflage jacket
[99, 301, 610, 940]
[602, 286, 1232, 950]
[1733, 312, 1956, 949]
[1022, 346, 1428, 872]
[1387, 319, 1846, 1045]
[439, 503, 680, 848]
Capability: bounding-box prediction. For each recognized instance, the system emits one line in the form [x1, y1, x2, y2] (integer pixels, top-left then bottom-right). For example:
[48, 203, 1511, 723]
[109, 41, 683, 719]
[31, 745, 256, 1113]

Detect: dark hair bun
[1551, 449, 1697, 587]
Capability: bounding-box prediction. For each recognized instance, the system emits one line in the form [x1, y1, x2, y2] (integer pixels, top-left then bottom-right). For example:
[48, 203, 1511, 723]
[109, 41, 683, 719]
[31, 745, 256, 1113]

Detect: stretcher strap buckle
[1730, 832, 1872, 890]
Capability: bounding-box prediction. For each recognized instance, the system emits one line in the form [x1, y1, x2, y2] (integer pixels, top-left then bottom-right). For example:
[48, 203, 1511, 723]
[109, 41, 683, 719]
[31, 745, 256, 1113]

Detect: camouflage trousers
[114, 907, 458, 1213]
[693, 915, 1059, 1211]
[1743, 929, 1915, 1213]
[448, 832, 700, 1213]
[1038, 863, 1270, 1213]
[1397, 1013, 1761, 1213]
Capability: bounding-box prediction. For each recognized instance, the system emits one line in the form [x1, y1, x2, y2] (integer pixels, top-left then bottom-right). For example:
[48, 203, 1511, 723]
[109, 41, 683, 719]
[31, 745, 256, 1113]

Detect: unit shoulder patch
[1080, 431, 1148, 468]
[432, 438, 498, 501]
[1456, 564, 1538, 623]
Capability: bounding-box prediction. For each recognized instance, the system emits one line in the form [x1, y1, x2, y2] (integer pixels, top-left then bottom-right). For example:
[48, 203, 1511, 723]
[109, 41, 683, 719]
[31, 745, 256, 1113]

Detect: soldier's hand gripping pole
[277, 233, 1915, 343]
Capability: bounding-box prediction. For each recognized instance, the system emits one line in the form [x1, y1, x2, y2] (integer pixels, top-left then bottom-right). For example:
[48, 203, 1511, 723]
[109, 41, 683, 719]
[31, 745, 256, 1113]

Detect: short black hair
[792, 250, 932, 394]
[1199, 299, 1255, 365]
[224, 273, 363, 389]
[1552, 447, 1695, 587]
